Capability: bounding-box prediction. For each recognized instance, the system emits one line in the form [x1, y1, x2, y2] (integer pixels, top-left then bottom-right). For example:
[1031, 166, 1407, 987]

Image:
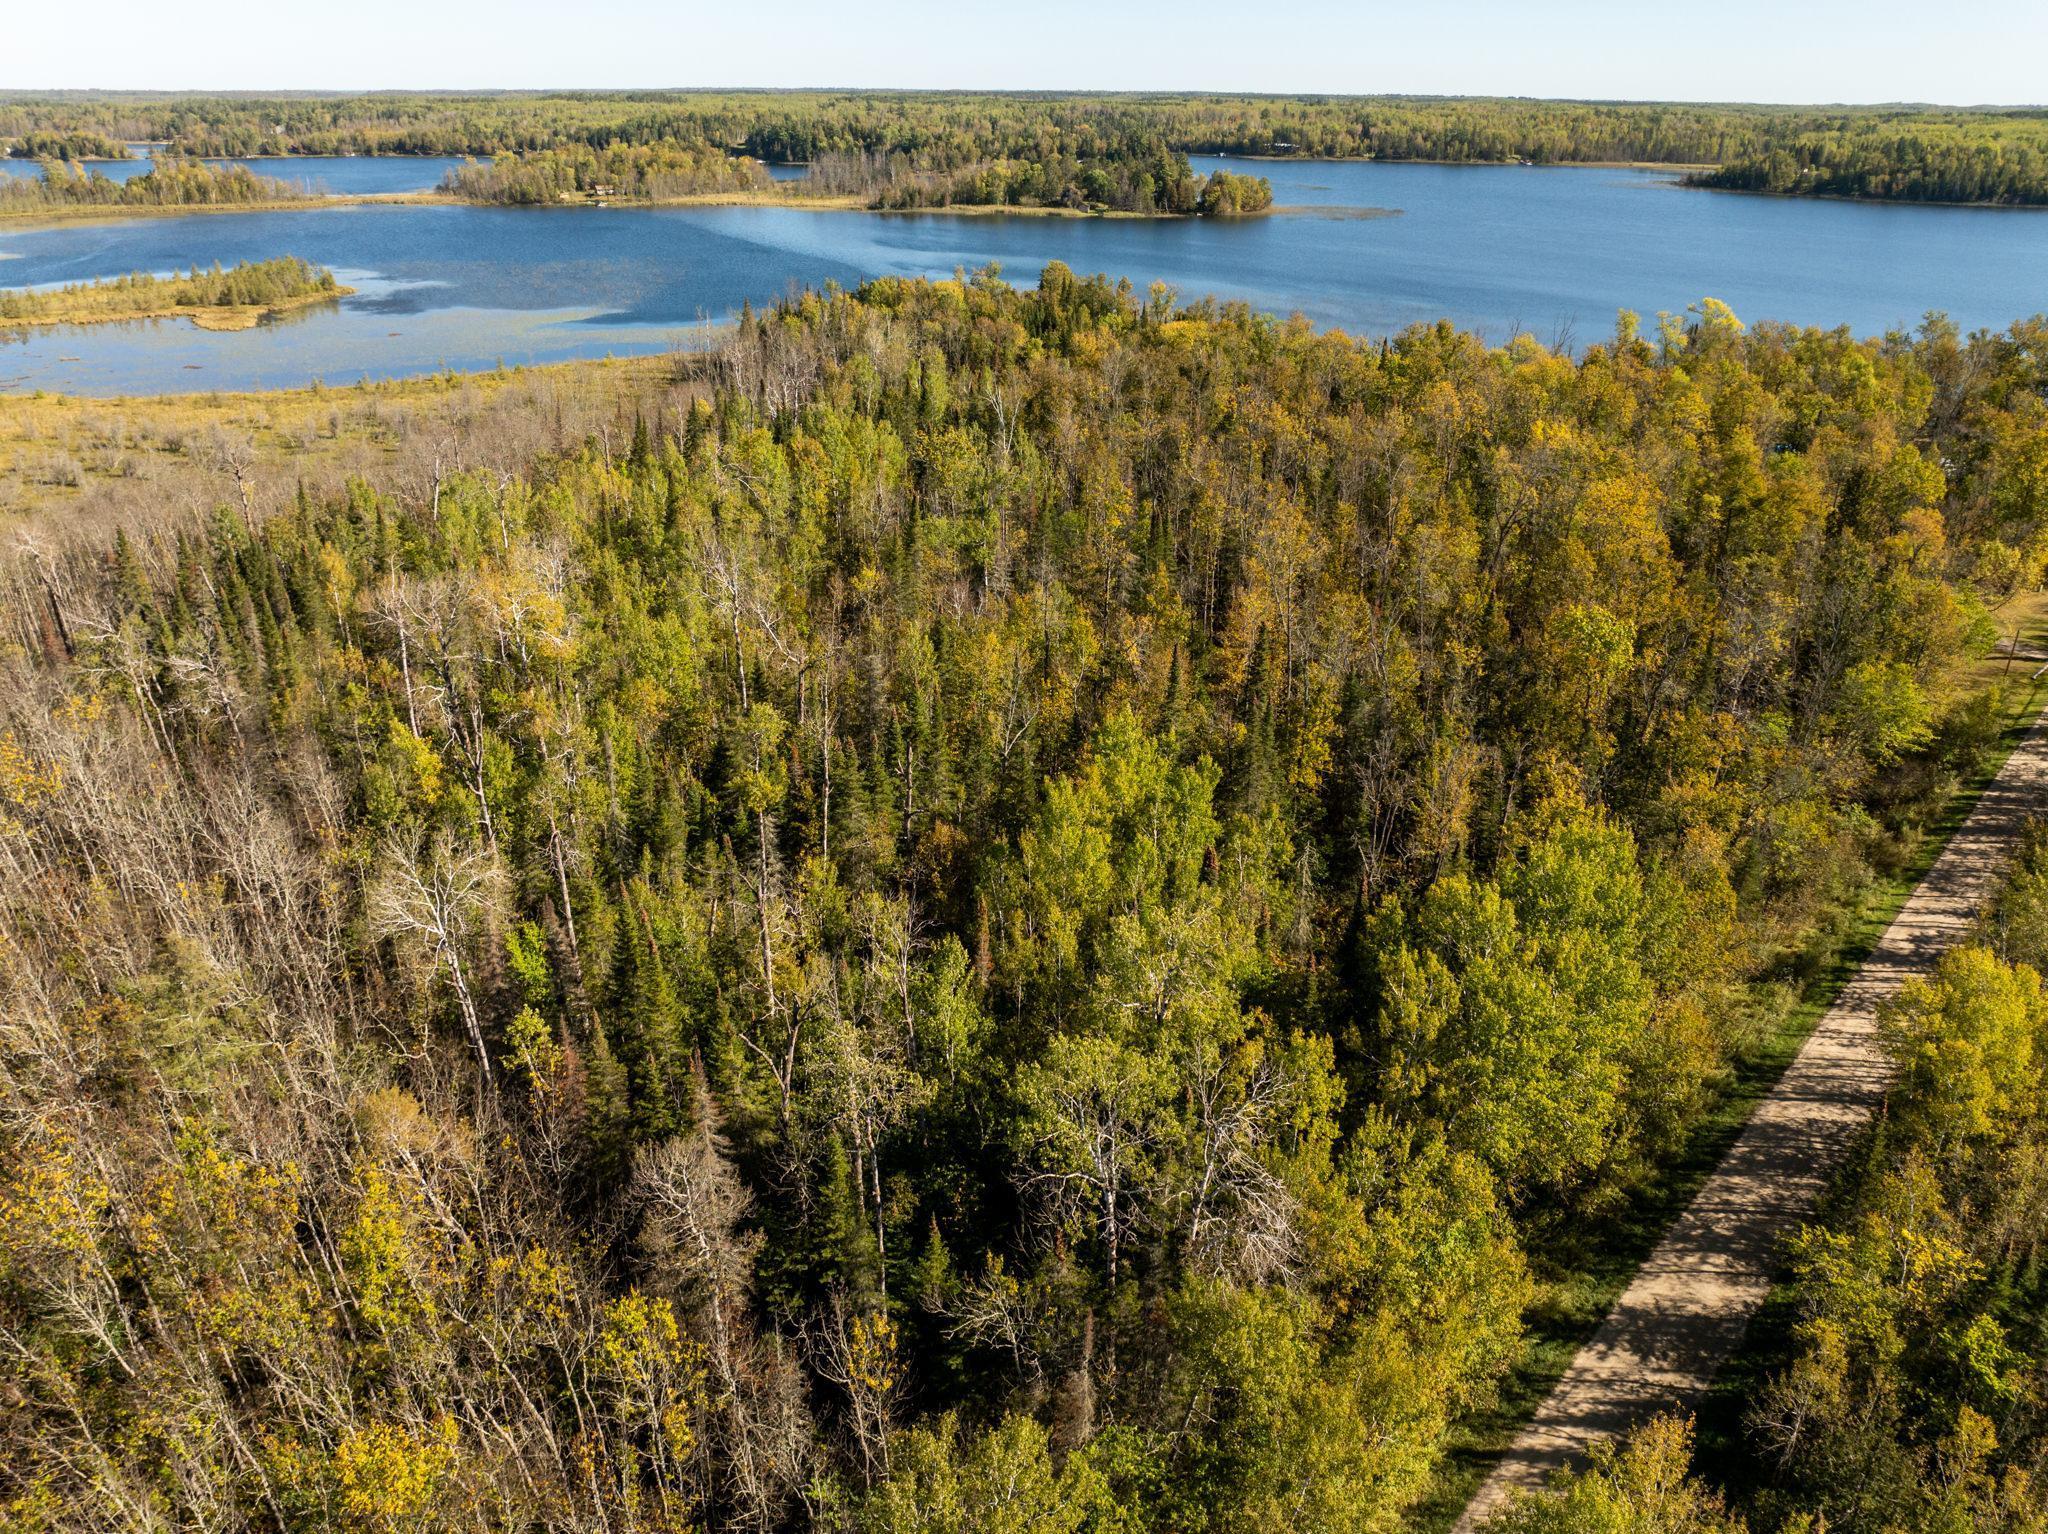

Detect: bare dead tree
[367, 832, 501, 1087]
[636, 1074, 816, 1531]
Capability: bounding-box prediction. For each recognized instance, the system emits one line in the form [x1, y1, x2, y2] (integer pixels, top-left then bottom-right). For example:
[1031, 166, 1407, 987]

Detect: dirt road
[1454, 711, 2048, 1531]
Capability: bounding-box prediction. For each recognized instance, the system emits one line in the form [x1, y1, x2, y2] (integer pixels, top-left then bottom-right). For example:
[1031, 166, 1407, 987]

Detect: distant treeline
[7, 94, 2048, 206]
[0, 157, 306, 213]
[1688, 121, 2048, 205]
[0, 257, 341, 324]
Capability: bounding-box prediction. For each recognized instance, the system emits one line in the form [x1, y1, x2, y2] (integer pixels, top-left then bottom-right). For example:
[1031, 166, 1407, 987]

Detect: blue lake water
[2, 156, 2045, 396]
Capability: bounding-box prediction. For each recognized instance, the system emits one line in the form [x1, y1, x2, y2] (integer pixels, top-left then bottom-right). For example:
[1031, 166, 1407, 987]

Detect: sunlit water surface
[1, 157, 2043, 395]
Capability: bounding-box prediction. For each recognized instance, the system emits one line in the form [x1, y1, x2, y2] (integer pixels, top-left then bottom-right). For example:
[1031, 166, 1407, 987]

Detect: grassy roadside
[1409, 630, 2048, 1534]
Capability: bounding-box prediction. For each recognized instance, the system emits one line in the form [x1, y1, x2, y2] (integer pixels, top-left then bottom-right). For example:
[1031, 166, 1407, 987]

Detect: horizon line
[3, 86, 2046, 112]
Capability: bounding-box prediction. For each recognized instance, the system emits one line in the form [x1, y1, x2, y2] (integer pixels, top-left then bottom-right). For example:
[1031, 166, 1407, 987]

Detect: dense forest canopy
[3, 266, 2048, 1532]
[4, 91, 2048, 204]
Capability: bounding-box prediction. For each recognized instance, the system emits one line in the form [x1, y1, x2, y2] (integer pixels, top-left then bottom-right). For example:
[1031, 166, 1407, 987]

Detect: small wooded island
[444, 143, 1278, 215]
[0, 257, 350, 331]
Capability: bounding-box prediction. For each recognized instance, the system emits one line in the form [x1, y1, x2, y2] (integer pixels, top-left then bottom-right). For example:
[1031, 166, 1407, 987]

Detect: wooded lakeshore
[4, 259, 2048, 1531]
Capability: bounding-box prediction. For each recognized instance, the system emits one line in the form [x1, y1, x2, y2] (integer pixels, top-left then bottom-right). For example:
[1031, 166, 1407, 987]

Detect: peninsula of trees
[1690, 119, 2048, 204]
[0, 257, 349, 331]
[5, 129, 129, 161]
[3, 265, 2047, 1532]
[0, 157, 310, 216]
[439, 138, 1276, 216]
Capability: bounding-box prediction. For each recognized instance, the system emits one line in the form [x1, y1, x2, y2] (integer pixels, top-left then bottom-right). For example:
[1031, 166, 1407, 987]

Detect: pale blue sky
[7, 0, 2044, 104]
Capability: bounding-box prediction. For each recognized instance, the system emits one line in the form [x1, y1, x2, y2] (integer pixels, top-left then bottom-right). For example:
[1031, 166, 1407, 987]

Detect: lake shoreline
[4, 156, 2044, 398]
[15, 156, 2046, 221]
[0, 197, 342, 227]
[0, 187, 1290, 228]
[1681, 180, 2048, 212]
[1205, 152, 1714, 173]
